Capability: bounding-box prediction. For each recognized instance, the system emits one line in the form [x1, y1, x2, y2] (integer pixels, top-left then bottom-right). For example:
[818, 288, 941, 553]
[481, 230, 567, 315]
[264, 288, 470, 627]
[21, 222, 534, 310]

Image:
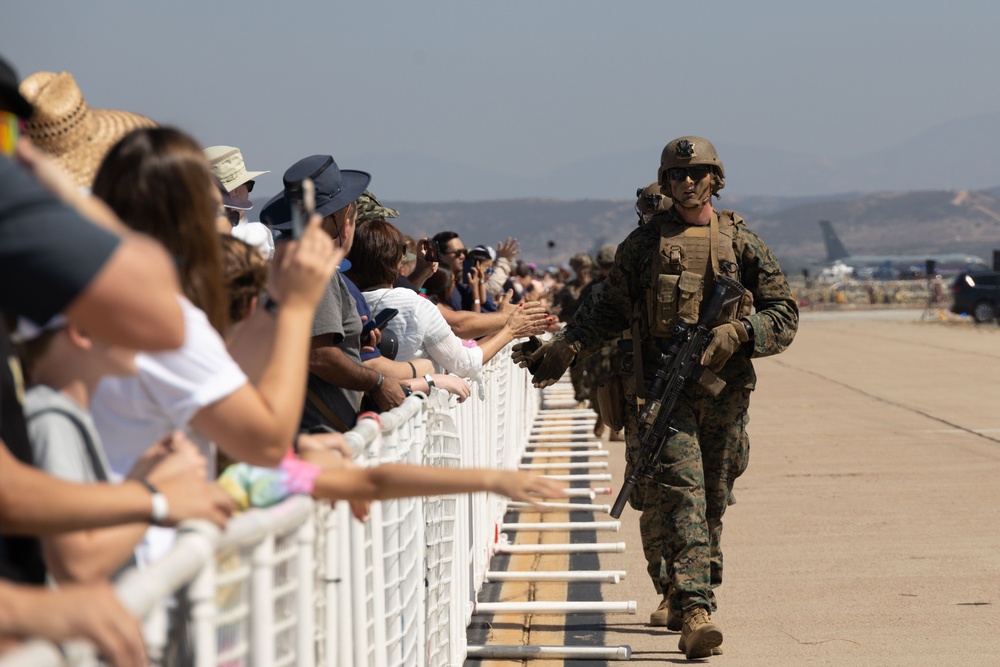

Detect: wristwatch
[739, 318, 754, 343]
[372, 371, 385, 392]
[140, 480, 169, 526]
[423, 374, 436, 390]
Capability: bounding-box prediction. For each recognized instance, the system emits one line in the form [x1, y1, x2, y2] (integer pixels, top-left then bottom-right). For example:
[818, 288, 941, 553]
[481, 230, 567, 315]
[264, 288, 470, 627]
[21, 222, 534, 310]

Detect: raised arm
[198, 214, 343, 466]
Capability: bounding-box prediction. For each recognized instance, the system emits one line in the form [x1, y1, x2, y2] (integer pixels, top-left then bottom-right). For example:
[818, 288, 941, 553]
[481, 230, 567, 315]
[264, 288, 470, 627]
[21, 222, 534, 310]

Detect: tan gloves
[512, 335, 580, 387]
[700, 321, 751, 372]
[511, 336, 542, 369]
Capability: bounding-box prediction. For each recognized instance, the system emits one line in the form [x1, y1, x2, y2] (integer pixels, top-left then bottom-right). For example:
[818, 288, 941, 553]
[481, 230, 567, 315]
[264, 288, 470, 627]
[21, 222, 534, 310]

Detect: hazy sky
[4, 1, 999, 202]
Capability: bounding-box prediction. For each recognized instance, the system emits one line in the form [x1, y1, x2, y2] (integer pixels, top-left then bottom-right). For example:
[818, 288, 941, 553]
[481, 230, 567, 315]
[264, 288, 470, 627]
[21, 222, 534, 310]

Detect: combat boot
[678, 635, 723, 655]
[609, 429, 625, 441]
[677, 607, 723, 659]
[649, 594, 682, 631]
[593, 419, 605, 437]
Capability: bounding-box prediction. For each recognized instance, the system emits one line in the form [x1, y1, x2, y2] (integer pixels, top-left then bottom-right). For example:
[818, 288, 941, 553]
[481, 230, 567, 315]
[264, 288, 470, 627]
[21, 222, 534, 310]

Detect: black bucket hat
[260, 154, 371, 231]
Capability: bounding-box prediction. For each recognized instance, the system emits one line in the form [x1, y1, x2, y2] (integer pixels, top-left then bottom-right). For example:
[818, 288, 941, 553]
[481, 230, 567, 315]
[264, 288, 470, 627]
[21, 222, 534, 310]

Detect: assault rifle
[609, 276, 744, 519]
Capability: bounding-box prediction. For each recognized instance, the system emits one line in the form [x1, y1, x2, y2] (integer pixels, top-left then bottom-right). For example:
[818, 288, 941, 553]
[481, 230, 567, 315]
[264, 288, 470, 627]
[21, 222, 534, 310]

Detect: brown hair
[219, 235, 268, 325]
[346, 219, 404, 290]
[16, 330, 61, 386]
[92, 127, 228, 333]
[422, 265, 454, 305]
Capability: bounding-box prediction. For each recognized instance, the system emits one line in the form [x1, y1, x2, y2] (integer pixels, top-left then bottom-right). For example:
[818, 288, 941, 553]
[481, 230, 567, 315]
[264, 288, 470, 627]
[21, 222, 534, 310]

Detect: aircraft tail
[818, 220, 850, 261]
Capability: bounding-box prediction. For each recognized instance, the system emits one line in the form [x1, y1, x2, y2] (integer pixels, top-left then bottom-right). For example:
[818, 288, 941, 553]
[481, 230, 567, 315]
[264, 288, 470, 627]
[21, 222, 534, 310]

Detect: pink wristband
[279, 451, 322, 495]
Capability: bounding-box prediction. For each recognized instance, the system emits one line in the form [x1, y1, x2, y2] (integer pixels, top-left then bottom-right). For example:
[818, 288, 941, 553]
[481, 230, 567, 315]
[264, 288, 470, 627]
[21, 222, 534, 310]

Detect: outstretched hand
[506, 301, 550, 338]
[496, 236, 520, 262]
[518, 336, 579, 387]
[511, 336, 542, 368]
[493, 471, 566, 503]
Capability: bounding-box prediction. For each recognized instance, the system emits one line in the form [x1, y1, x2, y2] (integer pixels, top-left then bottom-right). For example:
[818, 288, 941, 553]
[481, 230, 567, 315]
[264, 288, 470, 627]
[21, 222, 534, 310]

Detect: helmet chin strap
[673, 193, 711, 210]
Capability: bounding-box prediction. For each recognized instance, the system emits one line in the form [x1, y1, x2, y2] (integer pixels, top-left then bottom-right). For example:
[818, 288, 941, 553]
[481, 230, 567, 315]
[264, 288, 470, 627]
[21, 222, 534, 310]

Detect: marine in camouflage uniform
[572, 245, 623, 436]
[516, 136, 798, 660]
[554, 253, 594, 403]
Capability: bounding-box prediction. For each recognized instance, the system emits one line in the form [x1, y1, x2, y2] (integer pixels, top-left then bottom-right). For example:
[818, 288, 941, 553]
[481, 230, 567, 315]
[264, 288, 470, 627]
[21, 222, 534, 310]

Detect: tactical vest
[646, 209, 753, 338]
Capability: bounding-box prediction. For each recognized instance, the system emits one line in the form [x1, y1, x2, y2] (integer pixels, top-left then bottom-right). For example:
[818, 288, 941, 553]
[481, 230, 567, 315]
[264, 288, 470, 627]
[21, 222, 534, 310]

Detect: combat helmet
[569, 252, 593, 274]
[596, 243, 617, 269]
[657, 136, 725, 198]
[635, 182, 670, 223]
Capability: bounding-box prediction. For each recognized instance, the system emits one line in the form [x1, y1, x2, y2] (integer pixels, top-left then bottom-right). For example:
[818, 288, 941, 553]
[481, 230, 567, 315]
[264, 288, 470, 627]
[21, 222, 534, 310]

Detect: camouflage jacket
[562, 207, 798, 390]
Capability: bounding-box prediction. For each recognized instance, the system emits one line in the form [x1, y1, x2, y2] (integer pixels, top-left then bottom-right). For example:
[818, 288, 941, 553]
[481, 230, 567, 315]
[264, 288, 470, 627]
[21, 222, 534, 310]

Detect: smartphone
[362, 307, 399, 336]
[288, 177, 315, 240]
[422, 238, 439, 263]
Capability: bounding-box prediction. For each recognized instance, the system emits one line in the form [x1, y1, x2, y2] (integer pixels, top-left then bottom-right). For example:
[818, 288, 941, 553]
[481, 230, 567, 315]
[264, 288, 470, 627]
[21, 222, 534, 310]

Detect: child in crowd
[18, 318, 221, 584]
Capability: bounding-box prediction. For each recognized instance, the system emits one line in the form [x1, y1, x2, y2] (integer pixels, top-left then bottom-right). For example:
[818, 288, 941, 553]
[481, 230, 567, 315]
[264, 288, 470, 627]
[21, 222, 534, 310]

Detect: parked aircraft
[817, 220, 988, 280]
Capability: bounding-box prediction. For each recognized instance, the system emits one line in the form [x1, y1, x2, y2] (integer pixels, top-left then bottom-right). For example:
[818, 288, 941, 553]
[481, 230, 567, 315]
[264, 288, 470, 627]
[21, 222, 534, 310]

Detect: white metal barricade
[0, 347, 536, 667]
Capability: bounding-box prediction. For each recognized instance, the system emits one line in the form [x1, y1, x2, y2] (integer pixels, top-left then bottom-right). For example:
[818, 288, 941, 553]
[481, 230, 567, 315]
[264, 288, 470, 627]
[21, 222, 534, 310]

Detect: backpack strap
[27, 407, 108, 482]
[306, 388, 354, 433]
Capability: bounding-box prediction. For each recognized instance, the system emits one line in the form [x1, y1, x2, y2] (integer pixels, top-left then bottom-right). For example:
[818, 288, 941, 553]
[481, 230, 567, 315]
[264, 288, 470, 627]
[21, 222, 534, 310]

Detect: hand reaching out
[492, 471, 566, 504]
[496, 236, 520, 262]
[506, 301, 551, 338]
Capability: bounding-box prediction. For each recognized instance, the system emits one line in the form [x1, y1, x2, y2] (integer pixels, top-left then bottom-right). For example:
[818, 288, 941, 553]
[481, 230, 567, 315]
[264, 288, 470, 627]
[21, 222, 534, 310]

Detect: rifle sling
[631, 304, 646, 401]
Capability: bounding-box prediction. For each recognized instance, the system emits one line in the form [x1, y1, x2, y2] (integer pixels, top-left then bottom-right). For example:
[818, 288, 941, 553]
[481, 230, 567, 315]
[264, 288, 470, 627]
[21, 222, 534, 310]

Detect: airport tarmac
[470, 309, 1000, 666]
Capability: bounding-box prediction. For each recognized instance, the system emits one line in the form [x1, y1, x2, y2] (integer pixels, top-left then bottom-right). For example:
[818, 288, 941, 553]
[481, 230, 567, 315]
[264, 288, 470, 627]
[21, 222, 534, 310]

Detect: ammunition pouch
[650, 270, 704, 337]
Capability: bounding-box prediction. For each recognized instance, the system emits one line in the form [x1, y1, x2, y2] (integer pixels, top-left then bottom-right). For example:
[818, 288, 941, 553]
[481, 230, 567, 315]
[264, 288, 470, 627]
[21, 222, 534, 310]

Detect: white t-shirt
[362, 288, 484, 379]
[91, 296, 247, 480]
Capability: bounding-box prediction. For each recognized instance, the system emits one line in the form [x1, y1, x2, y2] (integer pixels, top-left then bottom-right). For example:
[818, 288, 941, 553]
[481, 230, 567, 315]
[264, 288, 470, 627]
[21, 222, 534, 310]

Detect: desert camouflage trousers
[623, 382, 751, 613]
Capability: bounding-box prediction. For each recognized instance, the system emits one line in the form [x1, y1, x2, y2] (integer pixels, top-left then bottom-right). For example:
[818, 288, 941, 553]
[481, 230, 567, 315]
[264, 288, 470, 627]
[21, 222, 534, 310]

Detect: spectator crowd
[0, 56, 660, 666]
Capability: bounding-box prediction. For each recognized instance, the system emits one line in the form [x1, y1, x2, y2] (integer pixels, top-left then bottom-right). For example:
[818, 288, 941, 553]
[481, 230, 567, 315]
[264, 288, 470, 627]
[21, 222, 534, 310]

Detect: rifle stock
[609, 276, 742, 518]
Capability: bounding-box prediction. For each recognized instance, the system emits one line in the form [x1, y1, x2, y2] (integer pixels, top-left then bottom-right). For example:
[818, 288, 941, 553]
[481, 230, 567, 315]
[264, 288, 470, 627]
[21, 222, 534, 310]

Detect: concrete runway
[470, 310, 1000, 666]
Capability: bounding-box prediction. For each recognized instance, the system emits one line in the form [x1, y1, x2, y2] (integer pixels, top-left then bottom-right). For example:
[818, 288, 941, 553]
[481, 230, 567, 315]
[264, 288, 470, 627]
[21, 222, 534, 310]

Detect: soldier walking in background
[573, 244, 625, 438]
[552, 253, 594, 405]
[516, 136, 798, 659]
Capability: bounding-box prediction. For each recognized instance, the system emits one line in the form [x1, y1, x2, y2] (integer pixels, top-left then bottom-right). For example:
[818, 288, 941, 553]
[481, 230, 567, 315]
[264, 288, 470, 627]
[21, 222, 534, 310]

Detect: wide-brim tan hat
[19, 71, 156, 188]
[204, 145, 269, 192]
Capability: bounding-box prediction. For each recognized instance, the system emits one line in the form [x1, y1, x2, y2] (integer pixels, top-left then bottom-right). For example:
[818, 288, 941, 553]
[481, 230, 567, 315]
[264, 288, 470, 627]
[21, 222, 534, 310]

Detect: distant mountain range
[342, 110, 1000, 203]
[387, 185, 1000, 272]
[337, 109, 1000, 272]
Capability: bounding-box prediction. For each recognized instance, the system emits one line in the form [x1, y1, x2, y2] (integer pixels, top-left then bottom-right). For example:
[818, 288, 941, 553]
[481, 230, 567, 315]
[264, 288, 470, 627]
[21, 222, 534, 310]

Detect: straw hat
[19, 71, 156, 188]
[204, 145, 269, 193]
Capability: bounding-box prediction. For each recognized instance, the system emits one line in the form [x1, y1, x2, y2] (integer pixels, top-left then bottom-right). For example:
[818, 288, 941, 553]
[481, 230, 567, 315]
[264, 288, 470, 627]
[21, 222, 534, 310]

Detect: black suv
[951, 271, 1000, 322]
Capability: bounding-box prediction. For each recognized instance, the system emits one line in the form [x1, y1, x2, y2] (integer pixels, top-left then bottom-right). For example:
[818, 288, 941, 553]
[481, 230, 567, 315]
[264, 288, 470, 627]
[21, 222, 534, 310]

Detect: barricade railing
[0, 345, 537, 667]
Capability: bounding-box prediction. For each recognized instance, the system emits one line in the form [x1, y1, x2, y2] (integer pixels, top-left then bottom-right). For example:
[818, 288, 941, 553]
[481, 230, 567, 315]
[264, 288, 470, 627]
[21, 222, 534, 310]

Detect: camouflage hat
[355, 190, 399, 223]
[596, 244, 617, 268]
